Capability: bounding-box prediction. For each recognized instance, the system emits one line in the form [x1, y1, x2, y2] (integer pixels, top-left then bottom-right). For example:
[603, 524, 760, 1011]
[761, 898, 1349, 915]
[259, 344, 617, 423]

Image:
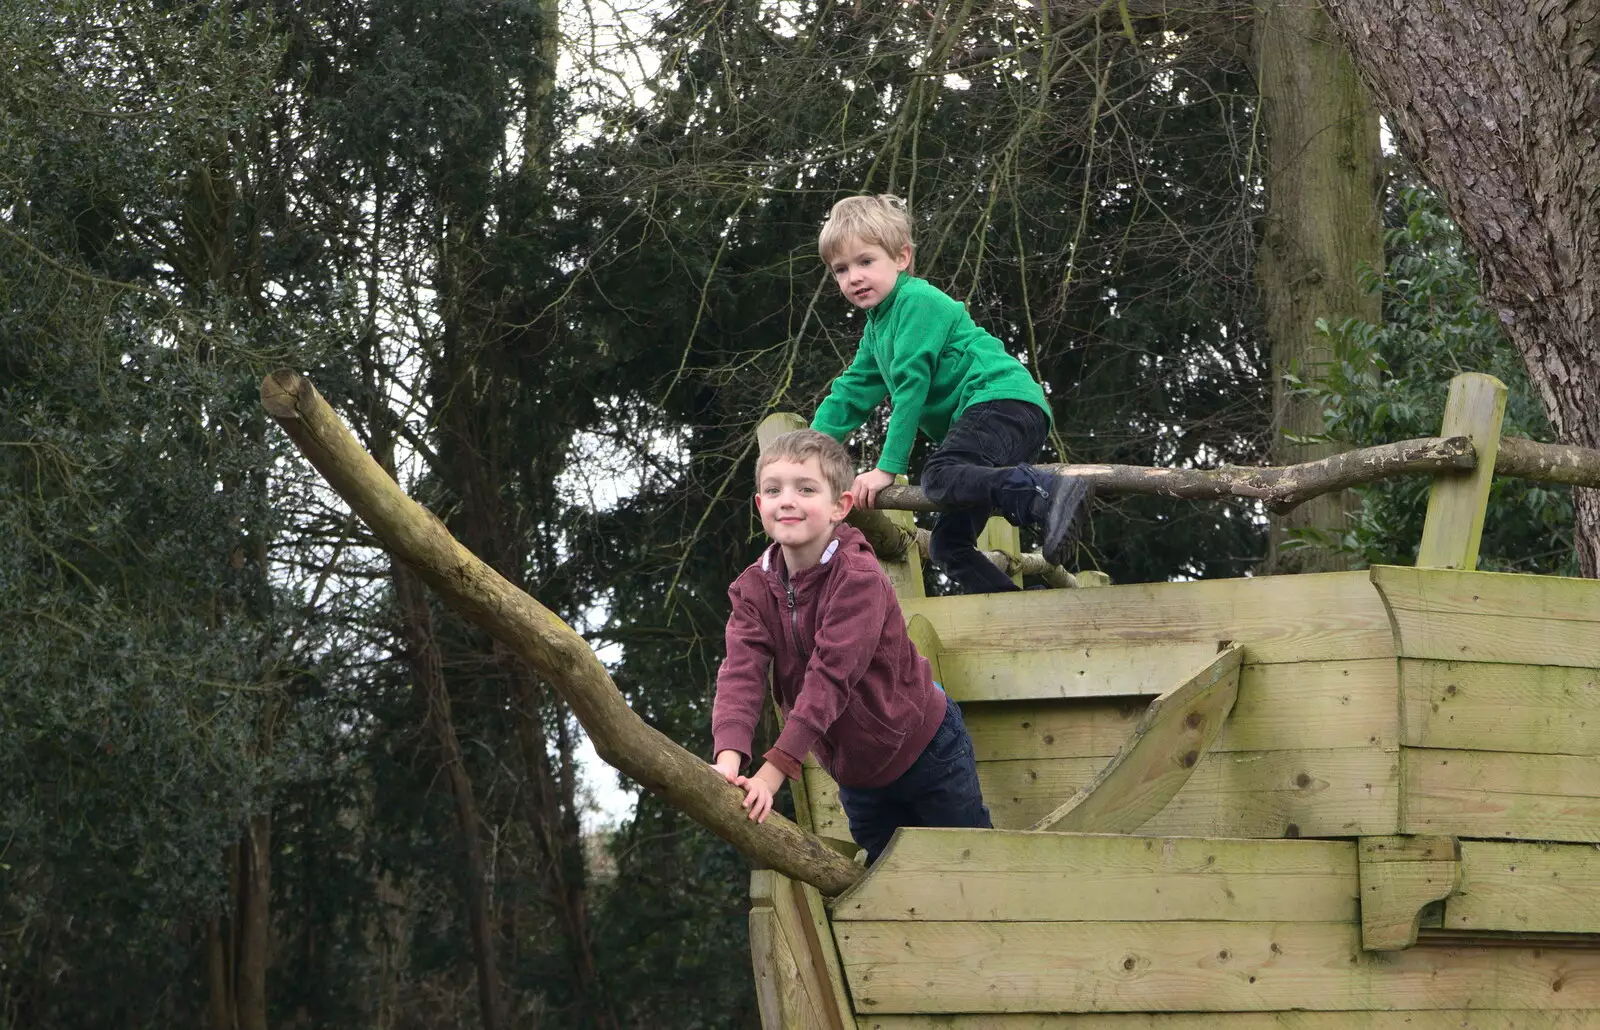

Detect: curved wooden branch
[261, 370, 863, 897]
[868, 435, 1600, 516]
[874, 436, 1477, 513]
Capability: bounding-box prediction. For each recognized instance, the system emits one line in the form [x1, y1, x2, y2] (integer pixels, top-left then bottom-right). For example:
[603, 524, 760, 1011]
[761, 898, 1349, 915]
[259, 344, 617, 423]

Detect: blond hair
[818, 194, 913, 266]
[756, 429, 855, 499]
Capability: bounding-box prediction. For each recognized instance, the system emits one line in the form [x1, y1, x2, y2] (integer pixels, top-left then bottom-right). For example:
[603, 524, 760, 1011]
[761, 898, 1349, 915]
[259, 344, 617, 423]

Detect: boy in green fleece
[810, 194, 1091, 594]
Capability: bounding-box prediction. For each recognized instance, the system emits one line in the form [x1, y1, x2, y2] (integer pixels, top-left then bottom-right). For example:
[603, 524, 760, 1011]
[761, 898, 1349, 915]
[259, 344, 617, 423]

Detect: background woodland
[0, 0, 1585, 1026]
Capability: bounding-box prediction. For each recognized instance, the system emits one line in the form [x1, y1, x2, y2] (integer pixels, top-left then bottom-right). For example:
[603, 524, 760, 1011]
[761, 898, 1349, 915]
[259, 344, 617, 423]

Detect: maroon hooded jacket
[711, 523, 945, 789]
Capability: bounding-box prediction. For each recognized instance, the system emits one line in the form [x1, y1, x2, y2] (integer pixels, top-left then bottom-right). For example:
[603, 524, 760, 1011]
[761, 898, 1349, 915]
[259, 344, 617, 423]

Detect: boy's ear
[832, 490, 855, 522]
[894, 244, 913, 270]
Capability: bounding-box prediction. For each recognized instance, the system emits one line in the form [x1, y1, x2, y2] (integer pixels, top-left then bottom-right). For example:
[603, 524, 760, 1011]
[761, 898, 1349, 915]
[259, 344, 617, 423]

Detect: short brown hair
[757, 429, 855, 499]
[819, 194, 913, 266]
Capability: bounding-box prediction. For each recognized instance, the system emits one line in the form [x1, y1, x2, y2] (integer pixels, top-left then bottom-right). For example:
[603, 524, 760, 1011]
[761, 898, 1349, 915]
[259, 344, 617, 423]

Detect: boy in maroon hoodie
[711, 429, 991, 865]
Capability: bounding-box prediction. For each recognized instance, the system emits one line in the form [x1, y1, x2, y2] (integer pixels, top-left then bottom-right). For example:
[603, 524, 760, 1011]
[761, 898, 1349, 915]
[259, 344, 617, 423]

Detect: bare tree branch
[260, 370, 865, 897]
[873, 435, 1479, 512]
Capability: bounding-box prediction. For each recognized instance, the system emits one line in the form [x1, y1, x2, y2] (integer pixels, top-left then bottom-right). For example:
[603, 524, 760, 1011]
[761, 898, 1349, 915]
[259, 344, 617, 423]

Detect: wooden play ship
[748, 374, 1600, 1029]
[257, 366, 1600, 1030]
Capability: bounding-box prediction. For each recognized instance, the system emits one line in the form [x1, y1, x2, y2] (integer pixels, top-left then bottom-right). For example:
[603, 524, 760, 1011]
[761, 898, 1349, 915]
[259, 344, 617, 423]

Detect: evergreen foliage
[0, 1, 1586, 1026]
[1302, 186, 1574, 574]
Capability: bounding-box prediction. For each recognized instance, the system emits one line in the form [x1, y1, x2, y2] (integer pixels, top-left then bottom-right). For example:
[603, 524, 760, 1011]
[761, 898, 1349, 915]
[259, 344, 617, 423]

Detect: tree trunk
[392, 553, 510, 1030]
[1319, 0, 1600, 574]
[503, 656, 618, 1029]
[207, 914, 232, 1030]
[234, 813, 271, 1030]
[1255, 0, 1385, 572]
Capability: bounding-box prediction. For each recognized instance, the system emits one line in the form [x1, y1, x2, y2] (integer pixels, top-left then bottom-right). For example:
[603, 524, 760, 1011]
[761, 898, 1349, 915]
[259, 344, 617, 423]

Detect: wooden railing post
[1415, 373, 1507, 570]
[976, 517, 1023, 589]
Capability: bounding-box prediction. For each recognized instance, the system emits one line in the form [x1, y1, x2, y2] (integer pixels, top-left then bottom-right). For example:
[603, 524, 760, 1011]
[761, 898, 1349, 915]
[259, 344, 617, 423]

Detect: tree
[1320, 0, 1600, 574]
[1254, 0, 1384, 572]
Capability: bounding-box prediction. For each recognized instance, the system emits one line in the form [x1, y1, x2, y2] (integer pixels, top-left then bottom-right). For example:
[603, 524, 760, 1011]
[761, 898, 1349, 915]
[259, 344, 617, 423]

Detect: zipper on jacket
[783, 577, 809, 661]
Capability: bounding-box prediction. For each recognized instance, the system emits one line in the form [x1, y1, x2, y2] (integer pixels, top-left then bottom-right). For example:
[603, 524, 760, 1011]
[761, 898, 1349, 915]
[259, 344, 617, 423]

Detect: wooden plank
[1401, 660, 1600, 754]
[976, 517, 1022, 589]
[963, 698, 1147, 763]
[939, 641, 1224, 703]
[1032, 647, 1242, 832]
[1138, 746, 1400, 839]
[1373, 565, 1600, 623]
[831, 829, 1357, 923]
[808, 748, 1398, 838]
[1223, 659, 1397, 752]
[750, 869, 852, 1030]
[881, 501, 924, 599]
[1448, 841, 1600, 934]
[1358, 836, 1462, 951]
[751, 870, 833, 1030]
[904, 615, 944, 686]
[1415, 372, 1507, 570]
[1373, 565, 1600, 668]
[901, 571, 1393, 665]
[804, 764, 855, 840]
[835, 920, 1600, 1014]
[798, 877, 858, 1023]
[1404, 747, 1600, 842]
[962, 659, 1397, 763]
[860, 1013, 1600, 1029]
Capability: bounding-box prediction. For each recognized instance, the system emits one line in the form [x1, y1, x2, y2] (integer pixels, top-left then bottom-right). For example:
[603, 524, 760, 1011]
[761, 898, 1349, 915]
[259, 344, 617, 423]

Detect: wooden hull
[752, 566, 1600, 1028]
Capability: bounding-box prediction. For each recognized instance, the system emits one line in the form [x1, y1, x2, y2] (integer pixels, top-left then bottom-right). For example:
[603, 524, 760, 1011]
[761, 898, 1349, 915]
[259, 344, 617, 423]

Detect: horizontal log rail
[866, 435, 1600, 514]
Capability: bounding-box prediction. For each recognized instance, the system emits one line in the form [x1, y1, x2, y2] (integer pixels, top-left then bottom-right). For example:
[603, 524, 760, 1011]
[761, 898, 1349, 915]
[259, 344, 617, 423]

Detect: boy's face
[755, 456, 852, 552]
[829, 237, 912, 310]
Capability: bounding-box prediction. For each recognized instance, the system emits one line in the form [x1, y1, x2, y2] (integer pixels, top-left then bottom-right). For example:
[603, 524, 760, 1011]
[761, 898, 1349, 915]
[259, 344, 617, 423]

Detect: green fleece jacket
[811, 273, 1050, 474]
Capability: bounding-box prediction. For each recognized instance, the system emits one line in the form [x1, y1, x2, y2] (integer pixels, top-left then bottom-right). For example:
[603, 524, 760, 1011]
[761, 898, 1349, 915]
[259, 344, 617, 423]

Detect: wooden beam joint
[1358, 835, 1462, 951]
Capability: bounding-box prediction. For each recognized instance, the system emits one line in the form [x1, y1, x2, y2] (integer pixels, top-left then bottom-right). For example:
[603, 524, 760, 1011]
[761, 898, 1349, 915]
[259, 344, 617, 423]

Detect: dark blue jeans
[921, 399, 1050, 594]
[837, 696, 992, 866]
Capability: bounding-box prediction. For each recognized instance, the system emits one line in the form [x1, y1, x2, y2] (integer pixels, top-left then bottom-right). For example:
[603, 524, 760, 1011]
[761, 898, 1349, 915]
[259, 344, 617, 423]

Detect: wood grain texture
[749, 870, 851, 1030]
[1031, 647, 1241, 832]
[1401, 660, 1600, 755]
[831, 829, 1357, 924]
[902, 571, 1393, 664]
[1137, 746, 1399, 839]
[960, 659, 1397, 764]
[1373, 565, 1600, 668]
[938, 641, 1224, 703]
[750, 873, 831, 1030]
[1403, 747, 1600, 842]
[1415, 373, 1507, 571]
[1448, 841, 1600, 934]
[808, 747, 1398, 839]
[1358, 836, 1462, 951]
[836, 919, 1600, 1013]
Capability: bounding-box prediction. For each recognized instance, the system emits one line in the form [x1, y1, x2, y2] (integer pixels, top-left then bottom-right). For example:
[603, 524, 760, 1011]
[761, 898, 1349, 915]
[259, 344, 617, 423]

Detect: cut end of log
[261, 368, 308, 420]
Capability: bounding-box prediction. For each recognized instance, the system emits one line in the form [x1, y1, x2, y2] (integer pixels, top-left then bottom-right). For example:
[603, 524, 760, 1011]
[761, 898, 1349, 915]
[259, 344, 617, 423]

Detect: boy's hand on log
[851, 468, 895, 508]
[736, 762, 787, 823]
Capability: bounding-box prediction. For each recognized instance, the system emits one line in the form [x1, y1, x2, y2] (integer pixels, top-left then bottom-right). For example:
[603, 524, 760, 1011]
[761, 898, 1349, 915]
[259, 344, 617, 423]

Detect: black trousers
[920, 400, 1050, 594]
